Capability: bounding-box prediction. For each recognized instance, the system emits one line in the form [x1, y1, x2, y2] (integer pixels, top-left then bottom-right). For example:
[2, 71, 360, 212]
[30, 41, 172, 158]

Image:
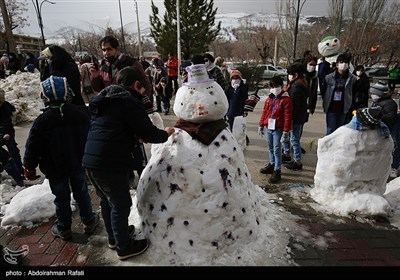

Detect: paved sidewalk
[1, 95, 400, 269]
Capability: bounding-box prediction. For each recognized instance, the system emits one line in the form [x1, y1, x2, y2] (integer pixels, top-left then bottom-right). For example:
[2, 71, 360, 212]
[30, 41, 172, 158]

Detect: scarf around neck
[175, 119, 228, 145]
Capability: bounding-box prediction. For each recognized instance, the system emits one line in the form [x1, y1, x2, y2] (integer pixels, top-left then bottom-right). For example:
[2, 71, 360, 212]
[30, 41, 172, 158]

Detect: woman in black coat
[40, 45, 85, 107]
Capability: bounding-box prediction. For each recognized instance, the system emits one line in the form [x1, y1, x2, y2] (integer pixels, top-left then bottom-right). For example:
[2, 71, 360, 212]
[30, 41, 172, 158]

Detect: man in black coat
[83, 66, 174, 261]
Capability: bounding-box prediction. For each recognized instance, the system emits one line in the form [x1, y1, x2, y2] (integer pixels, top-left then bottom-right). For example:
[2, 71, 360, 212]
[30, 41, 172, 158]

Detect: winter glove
[24, 168, 41, 181]
[281, 131, 290, 144]
[258, 127, 264, 137]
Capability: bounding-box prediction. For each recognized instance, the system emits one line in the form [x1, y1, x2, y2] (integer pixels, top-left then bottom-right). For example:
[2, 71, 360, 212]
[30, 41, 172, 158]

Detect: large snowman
[133, 64, 292, 266]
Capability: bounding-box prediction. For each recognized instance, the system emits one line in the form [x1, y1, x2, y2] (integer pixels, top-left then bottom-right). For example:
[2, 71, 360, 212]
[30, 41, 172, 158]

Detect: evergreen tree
[150, 0, 221, 59]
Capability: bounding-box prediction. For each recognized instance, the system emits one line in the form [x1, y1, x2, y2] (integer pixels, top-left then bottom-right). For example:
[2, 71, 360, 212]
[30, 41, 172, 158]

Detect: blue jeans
[48, 169, 95, 230]
[265, 129, 283, 171]
[326, 112, 347, 135]
[282, 124, 302, 162]
[86, 169, 132, 250]
[290, 124, 303, 162]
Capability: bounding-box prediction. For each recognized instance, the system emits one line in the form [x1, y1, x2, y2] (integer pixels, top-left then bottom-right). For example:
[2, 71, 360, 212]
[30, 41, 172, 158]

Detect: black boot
[260, 163, 274, 174]
[268, 170, 281, 184]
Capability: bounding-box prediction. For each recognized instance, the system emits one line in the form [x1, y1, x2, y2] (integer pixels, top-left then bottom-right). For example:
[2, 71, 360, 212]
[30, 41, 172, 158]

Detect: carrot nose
[197, 104, 204, 110]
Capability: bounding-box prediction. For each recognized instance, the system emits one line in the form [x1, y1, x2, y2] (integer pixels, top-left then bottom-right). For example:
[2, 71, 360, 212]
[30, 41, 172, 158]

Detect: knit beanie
[356, 107, 383, 126]
[41, 76, 69, 102]
[370, 81, 388, 97]
[230, 69, 242, 80]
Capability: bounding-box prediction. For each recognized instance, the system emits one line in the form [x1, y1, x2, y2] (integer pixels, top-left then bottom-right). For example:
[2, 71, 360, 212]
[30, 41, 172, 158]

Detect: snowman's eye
[326, 42, 329, 46]
[214, 101, 217, 105]
[209, 91, 214, 95]
[334, 39, 337, 42]
[181, 102, 184, 106]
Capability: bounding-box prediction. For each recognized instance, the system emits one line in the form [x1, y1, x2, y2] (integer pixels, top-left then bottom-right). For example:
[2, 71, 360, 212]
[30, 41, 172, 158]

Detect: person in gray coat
[322, 53, 357, 135]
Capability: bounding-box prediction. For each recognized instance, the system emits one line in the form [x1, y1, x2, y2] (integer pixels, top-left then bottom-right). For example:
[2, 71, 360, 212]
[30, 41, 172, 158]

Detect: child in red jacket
[258, 76, 293, 183]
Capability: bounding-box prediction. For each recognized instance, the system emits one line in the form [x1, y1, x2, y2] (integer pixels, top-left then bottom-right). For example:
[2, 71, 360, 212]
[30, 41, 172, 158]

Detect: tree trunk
[0, 0, 16, 53]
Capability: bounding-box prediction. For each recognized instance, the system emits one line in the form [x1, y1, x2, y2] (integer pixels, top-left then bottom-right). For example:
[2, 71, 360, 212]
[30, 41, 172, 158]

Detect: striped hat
[356, 107, 382, 126]
[40, 76, 69, 102]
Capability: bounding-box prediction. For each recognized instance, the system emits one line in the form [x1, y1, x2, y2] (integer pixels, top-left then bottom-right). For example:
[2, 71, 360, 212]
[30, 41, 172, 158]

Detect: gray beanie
[370, 81, 388, 97]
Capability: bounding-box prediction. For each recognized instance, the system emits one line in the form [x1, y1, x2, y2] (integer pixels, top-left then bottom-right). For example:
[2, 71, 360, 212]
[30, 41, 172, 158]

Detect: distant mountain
[122, 12, 327, 42]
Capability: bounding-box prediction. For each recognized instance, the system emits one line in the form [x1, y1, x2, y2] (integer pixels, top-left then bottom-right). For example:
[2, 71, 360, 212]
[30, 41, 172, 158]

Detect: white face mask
[356, 71, 362, 76]
[371, 94, 380, 101]
[307, 65, 316, 72]
[231, 79, 241, 89]
[288, 74, 294, 81]
[338, 63, 349, 71]
[270, 87, 282, 96]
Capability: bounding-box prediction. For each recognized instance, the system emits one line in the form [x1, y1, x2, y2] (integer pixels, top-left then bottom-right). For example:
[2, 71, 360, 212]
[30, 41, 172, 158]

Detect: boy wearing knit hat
[370, 80, 397, 132]
[24, 76, 99, 240]
[369, 80, 399, 178]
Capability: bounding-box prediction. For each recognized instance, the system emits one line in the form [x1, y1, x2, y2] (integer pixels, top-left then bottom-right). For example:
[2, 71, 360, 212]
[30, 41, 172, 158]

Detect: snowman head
[173, 64, 228, 123]
[318, 36, 341, 57]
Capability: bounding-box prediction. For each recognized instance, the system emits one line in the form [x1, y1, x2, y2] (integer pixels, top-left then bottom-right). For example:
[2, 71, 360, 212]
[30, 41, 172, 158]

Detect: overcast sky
[22, 0, 395, 38]
[22, 0, 332, 37]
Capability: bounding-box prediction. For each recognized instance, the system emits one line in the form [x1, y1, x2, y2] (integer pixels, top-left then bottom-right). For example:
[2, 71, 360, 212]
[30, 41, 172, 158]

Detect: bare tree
[328, 0, 345, 37]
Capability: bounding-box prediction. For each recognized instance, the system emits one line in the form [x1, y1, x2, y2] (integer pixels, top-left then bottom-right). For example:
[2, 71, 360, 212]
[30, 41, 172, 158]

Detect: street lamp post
[134, 0, 142, 57]
[118, 0, 126, 53]
[32, 0, 55, 49]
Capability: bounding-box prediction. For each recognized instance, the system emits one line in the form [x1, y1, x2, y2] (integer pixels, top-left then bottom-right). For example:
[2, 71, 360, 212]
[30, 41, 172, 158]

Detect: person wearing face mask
[204, 53, 228, 93]
[369, 81, 398, 178]
[370, 81, 397, 131]
[226, 70, 249, 131]
[258, 76, 293, 184]
[345, 65, 370, 123]
[89, 36, 152, 106]
[282, 62, 309, 171]
[83, 66, 175, 260]
[322, 53, 357, 135]
[305, 57, 319, 116]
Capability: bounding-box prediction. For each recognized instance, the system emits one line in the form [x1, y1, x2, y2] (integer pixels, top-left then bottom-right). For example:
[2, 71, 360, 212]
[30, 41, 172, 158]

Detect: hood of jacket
[89, 84, 139, 116]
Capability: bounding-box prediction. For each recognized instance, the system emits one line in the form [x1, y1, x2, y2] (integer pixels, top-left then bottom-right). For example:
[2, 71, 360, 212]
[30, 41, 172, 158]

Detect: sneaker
[260, 163, 274, 174]
[285, 161, 303, 170]
[390, 168, 398, 178]
[51, 225, 72, 240]
[268, 170, 281, 184]
[108, 225, 136, 249]
[282, 153, 291, 163]
[117, 239, 149, 260]
[83, 213, 100, 234]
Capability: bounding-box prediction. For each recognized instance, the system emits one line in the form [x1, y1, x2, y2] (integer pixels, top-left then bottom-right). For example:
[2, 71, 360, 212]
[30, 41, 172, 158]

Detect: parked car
[257, 64, 287, 80]
[275, 66, 287, 73]
[365, 67, 388, 83]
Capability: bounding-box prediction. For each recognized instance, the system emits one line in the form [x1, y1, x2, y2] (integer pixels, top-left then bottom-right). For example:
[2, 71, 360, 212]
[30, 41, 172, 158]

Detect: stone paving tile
[9, 233, 44, 245]
[53, 242, 79, 266]
[23, 253, 57, 266]
[26, 242, 50, 254]
[362, 238, 399, 248]
[46, 238, 67, 254]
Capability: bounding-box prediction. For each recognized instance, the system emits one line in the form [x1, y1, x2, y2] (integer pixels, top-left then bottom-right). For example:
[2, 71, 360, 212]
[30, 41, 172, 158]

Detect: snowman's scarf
[175, 119, 228, 145]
